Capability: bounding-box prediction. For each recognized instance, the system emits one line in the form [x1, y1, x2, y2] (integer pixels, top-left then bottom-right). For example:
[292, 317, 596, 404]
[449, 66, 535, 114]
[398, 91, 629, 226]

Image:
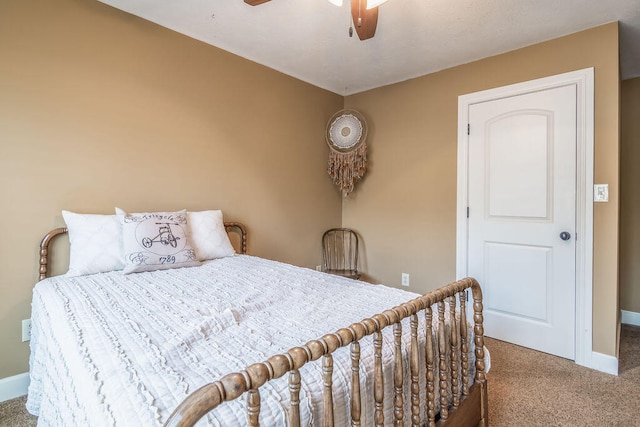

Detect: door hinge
[467, 124, 470, 135]
[466, 207, 469, 218]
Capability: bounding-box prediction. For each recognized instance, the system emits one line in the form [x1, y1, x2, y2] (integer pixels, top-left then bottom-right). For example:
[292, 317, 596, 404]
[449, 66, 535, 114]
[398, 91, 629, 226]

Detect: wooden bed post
[471, 281, 489, 427]
[39, 227, 67, 280]
[223, 222, 248, 255]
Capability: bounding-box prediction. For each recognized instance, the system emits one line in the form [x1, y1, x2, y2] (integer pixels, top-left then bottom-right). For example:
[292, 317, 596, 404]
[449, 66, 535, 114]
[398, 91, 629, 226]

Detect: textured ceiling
[98, 0, 640, 95]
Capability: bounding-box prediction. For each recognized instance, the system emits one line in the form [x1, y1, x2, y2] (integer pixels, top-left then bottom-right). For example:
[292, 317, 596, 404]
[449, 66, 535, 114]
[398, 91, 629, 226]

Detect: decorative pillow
[119, 210, 201, 274]
[188, 210, 235, 260]
[62, 210, 125, 277]
[116, 208, 235, 261]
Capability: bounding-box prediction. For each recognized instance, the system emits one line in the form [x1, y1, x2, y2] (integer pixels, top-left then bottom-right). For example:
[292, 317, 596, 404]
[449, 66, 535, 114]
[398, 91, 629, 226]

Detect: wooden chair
[322, 228, 360, 280]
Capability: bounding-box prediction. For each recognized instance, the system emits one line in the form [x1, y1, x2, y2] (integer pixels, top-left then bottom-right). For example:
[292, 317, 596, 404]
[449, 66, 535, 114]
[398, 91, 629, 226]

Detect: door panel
[487, 112, 551, 219]
[484, 242, 550, 321]
[468, 84, 576, 359]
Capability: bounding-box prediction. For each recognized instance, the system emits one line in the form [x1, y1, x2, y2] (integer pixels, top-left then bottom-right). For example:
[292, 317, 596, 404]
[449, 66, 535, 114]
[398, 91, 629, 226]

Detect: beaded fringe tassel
[327, 143, 367, 197]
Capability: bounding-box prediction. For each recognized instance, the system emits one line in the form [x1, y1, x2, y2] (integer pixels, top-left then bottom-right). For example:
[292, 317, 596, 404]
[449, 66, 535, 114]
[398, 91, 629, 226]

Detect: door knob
[559, 231, 571, 241]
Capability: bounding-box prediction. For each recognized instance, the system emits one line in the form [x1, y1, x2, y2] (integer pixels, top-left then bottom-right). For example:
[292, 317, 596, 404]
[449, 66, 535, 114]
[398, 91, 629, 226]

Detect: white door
[467, 84, 577, 359]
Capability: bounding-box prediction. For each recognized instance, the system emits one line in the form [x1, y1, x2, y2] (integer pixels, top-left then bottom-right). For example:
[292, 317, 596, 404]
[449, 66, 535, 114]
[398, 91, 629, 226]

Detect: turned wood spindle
[437, 301, 449, 420]
[449, 296, 460, 408]
[373, 331, 384, 427]
[471, 281, 489, 426]
[289, 369, 301, 427]
[246, 389, 260, 427]
[410, 313, 420, 427]
[393, 322, 404, 426]
[350, 341, 361, 427]
[424, 306, 436, 427]
[459, 291, 470, 396]
[38, 227, 67, 281]
[473, 287, 487, 382]
[322, 354, 334, 427]
[39, 247, 48, 281]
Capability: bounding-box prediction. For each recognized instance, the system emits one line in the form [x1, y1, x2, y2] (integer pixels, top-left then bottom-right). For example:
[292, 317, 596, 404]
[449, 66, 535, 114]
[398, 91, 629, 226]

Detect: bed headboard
[38, 222, 248, 280]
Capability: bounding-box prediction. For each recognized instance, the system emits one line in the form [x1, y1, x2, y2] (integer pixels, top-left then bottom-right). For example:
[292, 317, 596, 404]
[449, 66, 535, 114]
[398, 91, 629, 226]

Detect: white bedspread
[27, 255, 486, 426]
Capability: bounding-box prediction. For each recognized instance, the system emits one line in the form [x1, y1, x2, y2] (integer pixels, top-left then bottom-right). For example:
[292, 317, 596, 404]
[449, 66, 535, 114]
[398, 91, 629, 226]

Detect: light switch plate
[594, 184, 609, 202]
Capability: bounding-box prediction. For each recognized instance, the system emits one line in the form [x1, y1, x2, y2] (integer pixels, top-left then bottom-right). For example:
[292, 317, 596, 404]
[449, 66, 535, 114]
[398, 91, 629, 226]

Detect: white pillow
[62, 210, 125, 277]
[116, 208, 235, 261]
[119, 210, 201, 274]
[188, 210, 235, 260]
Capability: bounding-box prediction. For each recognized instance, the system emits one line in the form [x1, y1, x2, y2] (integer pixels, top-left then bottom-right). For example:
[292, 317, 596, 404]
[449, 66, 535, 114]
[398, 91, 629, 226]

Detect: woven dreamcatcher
[325, 109, 368, 196]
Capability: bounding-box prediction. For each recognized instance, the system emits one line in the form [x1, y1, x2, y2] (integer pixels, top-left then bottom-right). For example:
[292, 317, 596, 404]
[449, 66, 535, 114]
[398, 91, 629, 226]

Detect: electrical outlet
[22, 319, 31, 342]
[316, 265, 322, 271]
[401, 273, 410, 287]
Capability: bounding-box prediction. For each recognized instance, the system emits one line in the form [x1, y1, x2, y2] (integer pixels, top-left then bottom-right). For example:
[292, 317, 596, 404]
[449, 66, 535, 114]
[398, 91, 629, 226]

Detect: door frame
[456, 68, 594, 368]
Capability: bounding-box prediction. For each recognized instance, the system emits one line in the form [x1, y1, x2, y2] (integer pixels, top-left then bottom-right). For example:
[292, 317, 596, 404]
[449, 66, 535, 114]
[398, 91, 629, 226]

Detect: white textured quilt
[27, 255, 485, 426]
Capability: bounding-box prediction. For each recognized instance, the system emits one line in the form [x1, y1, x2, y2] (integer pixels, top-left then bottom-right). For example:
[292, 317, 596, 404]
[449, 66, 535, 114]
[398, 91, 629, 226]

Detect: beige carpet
[1, 325, 638, 426]
[0, 395, 35, 427]
[487, 324, 640, 426]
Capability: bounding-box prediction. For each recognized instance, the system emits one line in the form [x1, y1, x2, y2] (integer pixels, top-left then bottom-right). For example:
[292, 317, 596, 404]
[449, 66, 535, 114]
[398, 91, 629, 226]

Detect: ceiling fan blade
[351, 0, 378, 40]
[243, 0, 379, 41]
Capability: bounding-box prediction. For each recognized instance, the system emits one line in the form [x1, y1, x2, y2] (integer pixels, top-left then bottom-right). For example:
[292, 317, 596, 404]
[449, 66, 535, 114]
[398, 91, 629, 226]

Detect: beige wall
[0, 0, 343, 378]
[620, 77, 640, 314]
[0, 0, 624, 380]
[344, 23, 620, 356]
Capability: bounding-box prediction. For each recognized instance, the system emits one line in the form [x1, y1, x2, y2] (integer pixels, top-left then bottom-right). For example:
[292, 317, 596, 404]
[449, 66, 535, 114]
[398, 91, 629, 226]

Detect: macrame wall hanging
[325, 109, 368, 197]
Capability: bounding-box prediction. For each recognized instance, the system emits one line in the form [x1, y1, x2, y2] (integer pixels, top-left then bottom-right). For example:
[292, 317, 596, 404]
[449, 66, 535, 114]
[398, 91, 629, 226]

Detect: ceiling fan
[244, 0, 389, 41]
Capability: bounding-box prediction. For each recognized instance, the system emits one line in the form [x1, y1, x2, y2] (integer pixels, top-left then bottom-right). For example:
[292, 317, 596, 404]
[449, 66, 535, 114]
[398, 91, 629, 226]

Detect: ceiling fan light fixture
[366, 0, 388, 9]
[328, 0, 343, 6]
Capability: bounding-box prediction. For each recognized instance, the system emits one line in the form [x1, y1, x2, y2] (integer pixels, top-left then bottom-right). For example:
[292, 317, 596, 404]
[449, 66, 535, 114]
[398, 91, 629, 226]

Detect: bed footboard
[165, 277, 487, 427]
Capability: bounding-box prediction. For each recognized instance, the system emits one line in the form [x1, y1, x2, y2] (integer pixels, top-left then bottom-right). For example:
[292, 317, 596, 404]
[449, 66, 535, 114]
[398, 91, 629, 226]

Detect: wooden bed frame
[38, 223, 487, 427]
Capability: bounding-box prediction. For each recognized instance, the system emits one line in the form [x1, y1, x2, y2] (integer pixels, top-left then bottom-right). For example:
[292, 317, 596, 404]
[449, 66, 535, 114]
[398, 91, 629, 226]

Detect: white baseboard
[589, 351, 619, 376]
[621, 310, 640, 326]
[0, 372, 29, 403]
